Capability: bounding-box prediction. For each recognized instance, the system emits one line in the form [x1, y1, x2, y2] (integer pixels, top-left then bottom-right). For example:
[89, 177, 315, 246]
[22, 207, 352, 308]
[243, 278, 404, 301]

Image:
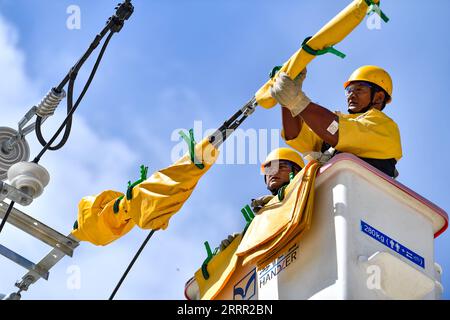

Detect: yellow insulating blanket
[195, 234, 243, 300]
[71, 138, 219, 245]
[236, 160, 321, 267]
[194, 160, 321, 299]
[255, 0, 378, 108]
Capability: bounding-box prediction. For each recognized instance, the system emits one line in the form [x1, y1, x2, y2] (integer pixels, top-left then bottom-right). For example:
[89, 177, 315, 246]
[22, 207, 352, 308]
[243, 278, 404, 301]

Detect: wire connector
[108, 1, 134, 33]
[36, 88, 67, 118]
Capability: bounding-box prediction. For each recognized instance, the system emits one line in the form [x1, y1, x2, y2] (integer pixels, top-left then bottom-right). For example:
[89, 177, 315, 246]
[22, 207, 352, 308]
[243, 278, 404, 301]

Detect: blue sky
[0, 0, 449, 300]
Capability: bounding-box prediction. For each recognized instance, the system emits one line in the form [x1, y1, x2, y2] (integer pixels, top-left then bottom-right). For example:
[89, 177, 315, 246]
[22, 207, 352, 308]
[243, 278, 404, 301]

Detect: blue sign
[361, 220, 425, 269]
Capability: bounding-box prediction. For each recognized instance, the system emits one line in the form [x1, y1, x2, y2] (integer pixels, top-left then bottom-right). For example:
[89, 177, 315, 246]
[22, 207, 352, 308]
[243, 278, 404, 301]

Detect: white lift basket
[215, 153, 448, 300]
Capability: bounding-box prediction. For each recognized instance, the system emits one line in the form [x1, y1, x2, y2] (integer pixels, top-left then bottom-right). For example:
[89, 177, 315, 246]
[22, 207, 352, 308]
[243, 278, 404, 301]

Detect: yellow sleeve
[123, 138, 220, 231]
[72, 139, 220, 246]
[71, 190, 135, 246]
[281, 122, 323, 154]
[335, 110, 402, 160]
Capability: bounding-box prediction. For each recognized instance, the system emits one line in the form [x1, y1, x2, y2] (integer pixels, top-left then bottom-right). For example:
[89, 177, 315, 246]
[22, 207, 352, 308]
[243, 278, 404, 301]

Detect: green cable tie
[365, 0, 389, 23]
[301, 36, 346, 59]
[179, 129, 205, 170]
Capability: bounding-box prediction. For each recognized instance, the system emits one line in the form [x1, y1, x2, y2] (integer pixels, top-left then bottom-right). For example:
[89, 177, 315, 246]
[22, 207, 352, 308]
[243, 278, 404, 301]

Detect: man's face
[264, 160, 293, 192]
[345, 81, 373, 113]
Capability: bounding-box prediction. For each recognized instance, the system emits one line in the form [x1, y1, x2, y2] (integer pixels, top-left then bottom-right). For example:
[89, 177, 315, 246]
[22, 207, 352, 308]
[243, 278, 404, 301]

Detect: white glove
[219, 232, 240, 252]
[251, 195, 274, 213]
[270, 70, 311, 117]
[304, 148, 336, 165]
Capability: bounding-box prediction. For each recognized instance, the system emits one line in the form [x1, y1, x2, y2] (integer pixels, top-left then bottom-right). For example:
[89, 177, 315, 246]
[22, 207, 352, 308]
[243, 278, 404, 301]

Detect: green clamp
[113, 196, 124, 214]
[278, 171, 295, 202]
[289, 171, 295, 181]
[269, 65, 283, 79]
[301, 36, 346, 59]
[126, 165, 149, 200]
[179, 129, 205, 170]
[113, 165, 149, 214]
[365, 0, 389, 23]
[201, 241, 219, 280]
[278, 185, 288, 201]
[241, 205, 256, 234]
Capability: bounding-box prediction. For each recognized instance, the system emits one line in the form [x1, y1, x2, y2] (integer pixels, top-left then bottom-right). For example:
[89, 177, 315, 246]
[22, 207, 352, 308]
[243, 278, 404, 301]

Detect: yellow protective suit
[283, 109, 402, 161]
[71, 138, 219, 245]
[193, 160, 321, 299]
[255, 0, 380, 108]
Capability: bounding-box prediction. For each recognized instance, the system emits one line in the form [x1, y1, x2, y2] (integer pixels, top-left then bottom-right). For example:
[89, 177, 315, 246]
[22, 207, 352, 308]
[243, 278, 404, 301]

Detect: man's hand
[270, 70, 311, 117]
[219, 232, 240, 252]
[270, 70, 306, 105]
[251, 195, 274, 213]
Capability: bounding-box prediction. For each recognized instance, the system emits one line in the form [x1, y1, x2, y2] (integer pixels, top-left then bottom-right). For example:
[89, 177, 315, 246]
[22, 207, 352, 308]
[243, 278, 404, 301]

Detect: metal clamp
[209, 97, 258, 148]
[0, 181, 33, 206]
[15, 275, 36, 293]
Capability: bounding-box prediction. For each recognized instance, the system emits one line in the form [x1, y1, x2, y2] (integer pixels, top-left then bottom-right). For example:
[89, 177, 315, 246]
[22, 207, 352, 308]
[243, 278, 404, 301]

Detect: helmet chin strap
[348, 88, 377, 114]
[268, 183, 286, 196]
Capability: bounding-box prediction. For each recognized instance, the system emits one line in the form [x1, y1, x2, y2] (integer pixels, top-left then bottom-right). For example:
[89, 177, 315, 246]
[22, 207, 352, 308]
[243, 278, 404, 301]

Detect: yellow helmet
[344, 65, 393, 103]
[261, 148, 305, 174]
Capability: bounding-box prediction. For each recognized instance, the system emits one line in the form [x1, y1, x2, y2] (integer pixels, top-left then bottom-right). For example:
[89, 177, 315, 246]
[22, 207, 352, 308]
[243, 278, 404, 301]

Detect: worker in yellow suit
[271, 66, 402, 178]
[185, 147, 305, 299]
[221, 147, 305, 249]
[252, 147, 305, 208]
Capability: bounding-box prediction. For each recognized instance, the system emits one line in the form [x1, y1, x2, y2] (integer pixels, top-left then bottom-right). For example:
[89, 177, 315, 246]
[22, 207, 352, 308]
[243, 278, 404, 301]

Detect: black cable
[1, 32, 114, 235]
[109, 230, 156, 300]
[35, 40, 96, 150]
[0, 201, 15, 234]
[33, 0, 134, 152]
[33, 31, 114, 164]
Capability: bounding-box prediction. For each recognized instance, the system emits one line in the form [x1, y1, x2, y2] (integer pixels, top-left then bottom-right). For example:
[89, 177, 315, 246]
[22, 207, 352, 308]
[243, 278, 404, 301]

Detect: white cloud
[0, 16, 39, 125]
